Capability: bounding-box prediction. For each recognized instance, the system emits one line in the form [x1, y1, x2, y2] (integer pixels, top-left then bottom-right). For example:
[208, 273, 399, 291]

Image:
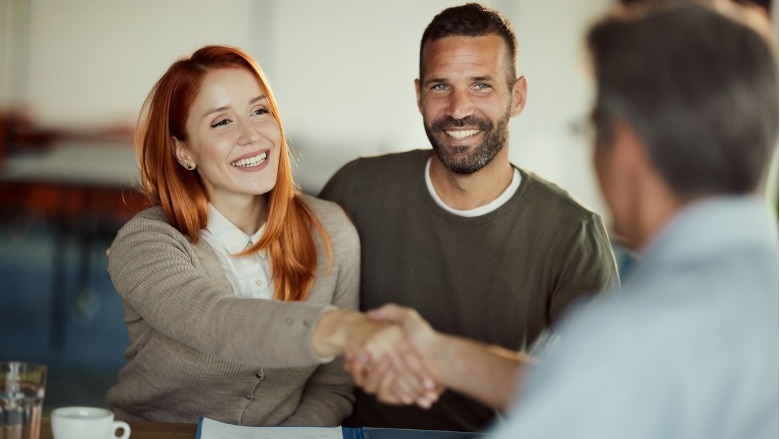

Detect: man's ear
[510, 76, 528, 117]
[173, 136, 194, 169]
[611, 119, 650, 171]
[415, 78, 423, 114]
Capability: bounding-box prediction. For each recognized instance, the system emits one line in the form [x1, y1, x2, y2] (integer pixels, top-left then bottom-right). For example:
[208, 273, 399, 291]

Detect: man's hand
[345, 304, 444, 409]
[346, 303, 532, 411]
[314, 309, 435, 405]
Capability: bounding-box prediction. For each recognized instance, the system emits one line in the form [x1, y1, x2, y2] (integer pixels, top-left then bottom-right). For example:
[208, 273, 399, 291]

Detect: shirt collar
[628, 195, 777, 284]
[205, 203, 266, 254]
[425, 156, 522, 217]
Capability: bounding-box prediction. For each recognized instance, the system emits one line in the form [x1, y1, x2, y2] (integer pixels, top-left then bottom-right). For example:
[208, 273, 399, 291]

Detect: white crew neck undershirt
[424, 157, 522, 217]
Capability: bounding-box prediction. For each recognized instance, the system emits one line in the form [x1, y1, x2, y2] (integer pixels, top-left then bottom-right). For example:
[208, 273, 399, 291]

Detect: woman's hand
[312, 308, 436, 406]
[345, 304, 444, 408]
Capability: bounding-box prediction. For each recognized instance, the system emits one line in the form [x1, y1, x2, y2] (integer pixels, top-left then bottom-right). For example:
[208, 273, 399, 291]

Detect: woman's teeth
[232, 152, 267, 167]
[445, 129, 480, 140]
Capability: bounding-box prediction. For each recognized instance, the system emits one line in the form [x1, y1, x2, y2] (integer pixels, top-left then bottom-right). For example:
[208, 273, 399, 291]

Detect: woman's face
[175, 67, 281, 209]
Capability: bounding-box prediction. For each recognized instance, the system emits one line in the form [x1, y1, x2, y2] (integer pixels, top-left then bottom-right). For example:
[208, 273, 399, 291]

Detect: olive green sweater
[106, 194, 360, 426]
[320, 149, 618, 431]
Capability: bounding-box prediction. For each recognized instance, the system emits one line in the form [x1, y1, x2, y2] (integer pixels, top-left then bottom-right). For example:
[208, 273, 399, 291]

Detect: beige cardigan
[106, 194, 360, 426]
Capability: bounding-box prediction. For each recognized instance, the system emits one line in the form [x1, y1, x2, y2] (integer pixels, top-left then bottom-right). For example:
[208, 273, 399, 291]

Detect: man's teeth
[232, 152, 267, 167]
[445, 129, 480, 140]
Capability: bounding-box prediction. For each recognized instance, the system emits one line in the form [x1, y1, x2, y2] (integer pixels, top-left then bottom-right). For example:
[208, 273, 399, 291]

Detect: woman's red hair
[136, 45, 330, 302]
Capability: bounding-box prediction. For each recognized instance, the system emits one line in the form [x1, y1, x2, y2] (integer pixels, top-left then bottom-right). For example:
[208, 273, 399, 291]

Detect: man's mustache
[430, 115, 492, 131]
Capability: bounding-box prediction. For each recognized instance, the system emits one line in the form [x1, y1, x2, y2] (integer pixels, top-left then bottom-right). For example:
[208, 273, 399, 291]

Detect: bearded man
[319, 3, 618, 432]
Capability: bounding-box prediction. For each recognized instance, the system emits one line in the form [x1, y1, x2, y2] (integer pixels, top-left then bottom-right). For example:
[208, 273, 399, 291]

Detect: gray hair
[588, 0, 778, 197]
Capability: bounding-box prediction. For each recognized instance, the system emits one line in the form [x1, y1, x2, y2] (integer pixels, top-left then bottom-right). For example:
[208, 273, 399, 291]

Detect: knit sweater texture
[106, 193, 360, 426]
[320, 149, 618, 431]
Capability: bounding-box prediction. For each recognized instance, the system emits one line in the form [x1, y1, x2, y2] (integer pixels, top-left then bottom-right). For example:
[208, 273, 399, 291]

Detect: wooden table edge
[40, 417, 198, 439]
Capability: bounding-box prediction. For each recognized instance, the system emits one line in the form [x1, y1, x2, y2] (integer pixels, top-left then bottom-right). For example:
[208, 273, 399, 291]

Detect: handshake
[314, 304, 529, 411]
[343, 304, 442, 409]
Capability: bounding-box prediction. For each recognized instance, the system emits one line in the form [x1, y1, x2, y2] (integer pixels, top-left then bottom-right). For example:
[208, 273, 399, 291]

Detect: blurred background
[0, 0, 775, 413]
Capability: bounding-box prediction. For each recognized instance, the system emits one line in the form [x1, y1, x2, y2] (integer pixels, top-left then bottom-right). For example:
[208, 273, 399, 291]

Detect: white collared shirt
[425, 157, 522, 217]
[200, 203, 274, 299]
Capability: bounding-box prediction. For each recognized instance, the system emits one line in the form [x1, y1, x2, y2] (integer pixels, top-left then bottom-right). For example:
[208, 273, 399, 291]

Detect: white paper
[198, 417, 343, 439]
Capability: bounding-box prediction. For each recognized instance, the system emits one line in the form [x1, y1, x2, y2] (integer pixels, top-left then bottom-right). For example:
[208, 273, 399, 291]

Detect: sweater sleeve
[108, 209, 330, 368]
[548, 212, 619, 326]
[279, 198, 361, 426]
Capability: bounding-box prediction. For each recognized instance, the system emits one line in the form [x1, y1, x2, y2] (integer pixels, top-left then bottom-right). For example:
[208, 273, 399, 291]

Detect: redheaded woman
[106, 45, 414, 425]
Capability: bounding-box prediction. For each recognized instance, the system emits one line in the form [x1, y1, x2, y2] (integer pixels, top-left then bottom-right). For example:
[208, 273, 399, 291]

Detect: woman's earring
[186, 163, 194, 170]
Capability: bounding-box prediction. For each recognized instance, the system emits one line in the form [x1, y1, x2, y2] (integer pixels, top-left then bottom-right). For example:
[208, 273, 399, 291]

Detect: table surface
[40, 417, 198, 439]
[0, 141, 138, 186]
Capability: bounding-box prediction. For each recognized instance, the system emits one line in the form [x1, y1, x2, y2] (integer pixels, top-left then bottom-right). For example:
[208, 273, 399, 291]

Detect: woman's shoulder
[298, 193, 342, 216]
[115, 205, 184, 242]
[129, 205, 167, 221]
[109, 205, 197, 269]
[297, 193, 358, 242]
[121, 205, 169, 229]
[294, 192, 345, 222]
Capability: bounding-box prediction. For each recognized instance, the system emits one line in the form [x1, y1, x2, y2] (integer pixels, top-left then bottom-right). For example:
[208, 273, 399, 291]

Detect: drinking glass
[0, 362, 47, 439]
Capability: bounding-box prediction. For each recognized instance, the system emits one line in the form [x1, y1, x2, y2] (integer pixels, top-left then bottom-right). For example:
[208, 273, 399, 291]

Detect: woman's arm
[280, 205, 360, 426]
[111, 208, 418, 377]
[109, 211, 332, 367]
[110, 209, 409, 370]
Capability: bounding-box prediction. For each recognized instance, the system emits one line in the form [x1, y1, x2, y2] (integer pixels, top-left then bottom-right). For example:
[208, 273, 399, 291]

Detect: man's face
[591, 114, 637, 248]
[416, 34, 525, 174]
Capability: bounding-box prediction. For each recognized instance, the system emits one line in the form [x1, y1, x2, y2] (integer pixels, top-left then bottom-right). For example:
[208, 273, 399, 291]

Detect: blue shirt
[493, 196, 779, 439]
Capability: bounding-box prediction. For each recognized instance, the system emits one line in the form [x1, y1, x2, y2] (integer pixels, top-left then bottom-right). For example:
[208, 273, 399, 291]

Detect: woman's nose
[237, 120, 260, 145]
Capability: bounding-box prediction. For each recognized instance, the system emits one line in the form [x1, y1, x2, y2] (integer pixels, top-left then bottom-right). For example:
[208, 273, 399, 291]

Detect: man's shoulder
[320, 149, 430, 202]
[335, 149, 430, 176]
[518, 169, 601, 221]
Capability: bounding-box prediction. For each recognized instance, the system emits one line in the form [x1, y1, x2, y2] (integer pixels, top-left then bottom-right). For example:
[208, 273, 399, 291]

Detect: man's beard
[424, 105, 511, 175]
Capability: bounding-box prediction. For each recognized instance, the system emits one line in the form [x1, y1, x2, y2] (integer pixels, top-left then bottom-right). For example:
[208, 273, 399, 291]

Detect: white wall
[0, 0, 31, 107]
[4, 0, 615, 219]
[22, 0, 261, 128]
[505, 0, 612, 215]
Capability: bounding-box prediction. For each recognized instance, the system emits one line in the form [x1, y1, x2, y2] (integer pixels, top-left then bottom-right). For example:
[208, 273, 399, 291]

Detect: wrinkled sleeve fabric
[108, 208, 331, 368]
[280, 199, 361, 426]
[492, 306, 671, 439]
[548, 211, 619, 326]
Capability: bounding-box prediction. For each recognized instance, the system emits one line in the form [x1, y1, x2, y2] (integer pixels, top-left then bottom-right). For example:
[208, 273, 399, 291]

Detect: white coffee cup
[51, 406, 130, 439]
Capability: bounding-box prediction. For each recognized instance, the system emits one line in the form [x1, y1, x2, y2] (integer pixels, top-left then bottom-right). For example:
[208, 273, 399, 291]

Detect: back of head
[420, 2, 518, 84]
[588, 0, 779, 197]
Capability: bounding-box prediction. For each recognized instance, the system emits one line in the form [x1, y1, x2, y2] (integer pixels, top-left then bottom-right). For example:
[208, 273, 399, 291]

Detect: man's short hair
[419, 3, 518, 86]
[588, 0, 778, 197]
